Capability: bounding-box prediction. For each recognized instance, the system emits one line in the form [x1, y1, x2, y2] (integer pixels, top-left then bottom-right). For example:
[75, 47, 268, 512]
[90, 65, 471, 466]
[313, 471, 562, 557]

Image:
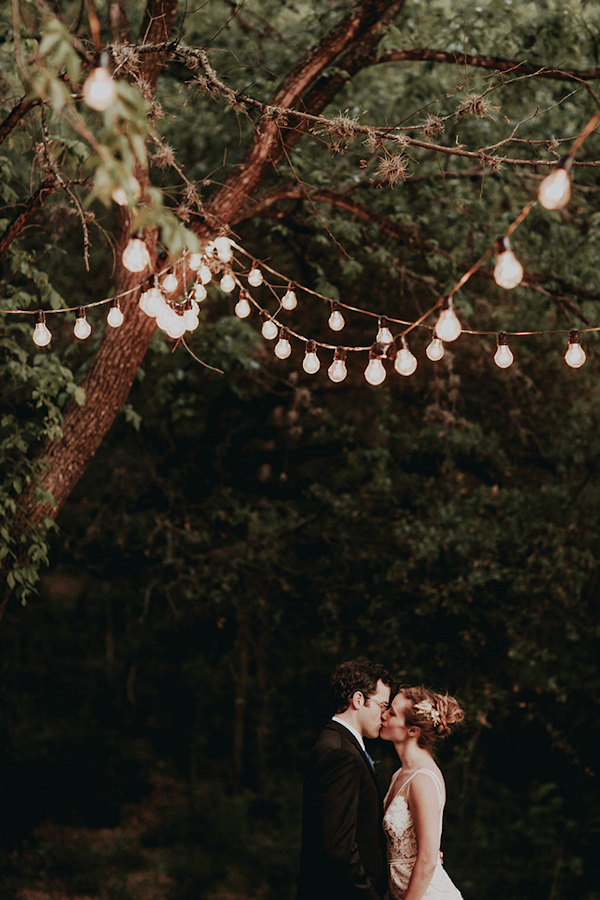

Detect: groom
[297, 660, 392, 900]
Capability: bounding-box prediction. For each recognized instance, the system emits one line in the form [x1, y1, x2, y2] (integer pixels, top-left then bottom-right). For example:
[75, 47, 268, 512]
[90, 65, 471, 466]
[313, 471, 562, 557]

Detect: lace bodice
[382, 769, 463, 900]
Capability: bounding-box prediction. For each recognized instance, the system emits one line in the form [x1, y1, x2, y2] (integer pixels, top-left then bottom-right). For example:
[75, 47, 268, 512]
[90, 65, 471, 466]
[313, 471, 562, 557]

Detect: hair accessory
[413, 699, 441, 726]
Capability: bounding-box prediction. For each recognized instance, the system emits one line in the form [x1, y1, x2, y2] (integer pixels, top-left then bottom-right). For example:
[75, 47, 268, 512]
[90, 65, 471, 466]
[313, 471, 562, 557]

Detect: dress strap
[403, 768, 445, 807]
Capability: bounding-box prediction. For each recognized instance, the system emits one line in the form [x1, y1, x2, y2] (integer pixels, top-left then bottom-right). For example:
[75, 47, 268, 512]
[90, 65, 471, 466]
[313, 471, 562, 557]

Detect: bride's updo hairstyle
[402, 686, 464, 751]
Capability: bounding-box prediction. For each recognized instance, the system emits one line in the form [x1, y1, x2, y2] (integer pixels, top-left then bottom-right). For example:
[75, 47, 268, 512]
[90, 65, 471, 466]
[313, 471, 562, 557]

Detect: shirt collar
[331, 716, 366, 753]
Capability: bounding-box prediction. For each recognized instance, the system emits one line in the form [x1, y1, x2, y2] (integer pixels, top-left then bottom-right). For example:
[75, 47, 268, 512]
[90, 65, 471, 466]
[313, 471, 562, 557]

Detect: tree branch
[0, 97, 40, 147]
[0, 177, 57, 258]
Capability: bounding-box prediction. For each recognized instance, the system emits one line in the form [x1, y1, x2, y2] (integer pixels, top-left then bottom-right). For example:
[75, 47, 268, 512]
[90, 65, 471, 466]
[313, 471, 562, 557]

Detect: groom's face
[358, 679, 391, 740]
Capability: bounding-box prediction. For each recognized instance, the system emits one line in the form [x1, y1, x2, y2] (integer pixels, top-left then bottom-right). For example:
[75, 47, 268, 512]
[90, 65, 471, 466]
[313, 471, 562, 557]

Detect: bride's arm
[402, 774, 441, 900]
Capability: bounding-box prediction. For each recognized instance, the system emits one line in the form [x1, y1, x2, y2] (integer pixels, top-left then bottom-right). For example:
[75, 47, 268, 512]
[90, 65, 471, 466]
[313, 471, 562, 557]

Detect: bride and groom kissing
[297, 660, 464, 900]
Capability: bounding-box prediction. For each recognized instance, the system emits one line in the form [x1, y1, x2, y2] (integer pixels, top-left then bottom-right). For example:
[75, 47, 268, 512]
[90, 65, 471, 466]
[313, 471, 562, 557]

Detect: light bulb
[329, 309, 345, 332]
[394, 346, 418, 377]
[426, 337, 444, 361]
[111, 176, 140, 207]
[142, 287, 167, 317]
[199, 265, 212, 285]
[565, 331, 586, 368]
[33, 313, 52, 347]
[275, 332, 292, 359]
[107, 301, 124, 328]
[538, 167, 571, 210]
[165, 315, 187, 339]
[376, 319, 393, 344]
[435, 302, 462, 342]
[83, 64, 117, 111]
[163, 272, 178, 293]
[282, 287, 298, 311]
[188, 252, 203, 271]
[261, 319, 278, 340]
[214, 236, 233, 262]
[183, 307, 199, 331]
[248, 266, 263, 287]
[328, 358, 347, 383]
[365, 357, 386, 385]
[157, 304, 179, 333]
[122, 237, 150, 273]
[494, 248, 524, 289]
[220, 272, 235, 293]
[194, 283, 207, 303]
[303, 343, 320, 374]
[494, 335, 514, 369]
[235, 295, 251, 318]
[74, 309, 91, 340]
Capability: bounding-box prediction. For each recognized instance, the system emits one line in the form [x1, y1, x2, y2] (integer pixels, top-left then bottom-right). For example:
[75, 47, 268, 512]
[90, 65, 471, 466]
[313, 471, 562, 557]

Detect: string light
[274, 327, 292, 359]
[141, 278, 167, 317]
[188, 252, 203, 271]
[281, 285, 298, 311]
[376, 317, 393, 344]
[248, 264, 264, 287]
[235, 291, 252, 319]
[107, 298, 124, 328]
[565, 329, 586, 368]
[394, 337, 418, 376]
[435, 297, 462, 342]
[261, 313, 279, 340]
[194, 282, 207, 303]
[122, 237, 150, 273]
[538, 158, 573, 211]
[493, 237, 524, 290]
[199, 265, 212, 285]
[82, 53, 117, 112]
[426, 336, 444, 361]
[214, 236, 233, 263]
[494, 331, 514, 368]
[302, 340, 320, 374]
[32, 311, 52, 347]
[364, 346, 387, 385]
[182, 300, 200, 332]
[73, 307, 91, 340]
[328, 302, 345, 332]
[163, 272, 179, 293]
[220, 272, 236, 293]
[328, 347, 347, 383]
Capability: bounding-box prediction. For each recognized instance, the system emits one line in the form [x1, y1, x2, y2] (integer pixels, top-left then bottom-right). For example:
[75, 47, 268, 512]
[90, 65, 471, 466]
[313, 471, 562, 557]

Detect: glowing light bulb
[248, 266, 263, 287]
[220, 272, 235, 293]
[261, 318, 278, 340]
[494, 333, 514, 368]
[376, 318, 393, 344]
[188, 253, 203, 271]
[157, 304, 179, 333]
[83, 63, 117, 111]
[111, 176, 140, 207]
[235, 294, 251, 318]
[394, 343, 418, 377]
[199, 265, 212, 285]
[565, 330, 586, 368]
[74, 308, 91, 340]
[275, 330, 292, 359]
[163, 272, 178, 293]
[329, 305, 345, 332]
[328, 354, 348, 383]
[214, 236, 233, 262]
[33, 312, 51, 347]
[282, 287, 298, 311]
[435, 300, 462, 342]
[141, 286, 167, 317]
[183, 307, 199, 331]
[302, 342, 320, 374]
[426, 337, 444, 361]
[365, 356, 386, 385]
[194, 283, 207, 303]
[122, 237, 150, 273]
[538, 166, 571, 210]
[107, 300, 124, 328]
[493, 239, 524, 290]
[165, 314, 187, 339]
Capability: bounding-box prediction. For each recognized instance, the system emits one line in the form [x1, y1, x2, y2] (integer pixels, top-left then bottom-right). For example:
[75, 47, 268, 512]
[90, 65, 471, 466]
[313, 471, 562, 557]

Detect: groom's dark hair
[330, 659, 391, 713]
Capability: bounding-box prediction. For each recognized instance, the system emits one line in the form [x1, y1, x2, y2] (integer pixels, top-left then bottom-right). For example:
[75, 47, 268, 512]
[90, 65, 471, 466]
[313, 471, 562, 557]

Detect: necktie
[365, 750, 374, 769]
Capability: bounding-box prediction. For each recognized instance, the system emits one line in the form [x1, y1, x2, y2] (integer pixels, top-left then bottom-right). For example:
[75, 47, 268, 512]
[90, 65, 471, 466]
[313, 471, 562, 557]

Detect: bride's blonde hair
[401, 686, 464, 751]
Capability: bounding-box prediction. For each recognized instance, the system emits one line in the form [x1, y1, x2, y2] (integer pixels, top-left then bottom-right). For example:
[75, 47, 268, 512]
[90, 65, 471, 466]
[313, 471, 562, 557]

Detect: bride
[379, 686, 464, 900]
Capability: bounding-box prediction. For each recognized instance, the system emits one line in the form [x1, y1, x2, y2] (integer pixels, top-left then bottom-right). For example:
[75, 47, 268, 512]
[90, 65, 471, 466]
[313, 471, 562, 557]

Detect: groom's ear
[350, 690, 364, 710]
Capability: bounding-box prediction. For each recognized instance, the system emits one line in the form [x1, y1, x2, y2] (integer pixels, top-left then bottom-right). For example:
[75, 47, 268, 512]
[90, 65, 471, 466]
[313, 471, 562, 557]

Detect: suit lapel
[326, 721, 382, 795]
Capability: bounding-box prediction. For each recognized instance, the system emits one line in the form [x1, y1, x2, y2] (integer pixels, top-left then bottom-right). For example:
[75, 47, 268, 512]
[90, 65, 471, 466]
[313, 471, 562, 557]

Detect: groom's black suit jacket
[297, 720, 387, 900]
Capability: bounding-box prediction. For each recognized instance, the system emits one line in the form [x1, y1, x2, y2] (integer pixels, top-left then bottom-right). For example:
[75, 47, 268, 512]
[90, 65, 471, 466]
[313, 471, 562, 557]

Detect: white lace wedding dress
[383, 768, 463, 900]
